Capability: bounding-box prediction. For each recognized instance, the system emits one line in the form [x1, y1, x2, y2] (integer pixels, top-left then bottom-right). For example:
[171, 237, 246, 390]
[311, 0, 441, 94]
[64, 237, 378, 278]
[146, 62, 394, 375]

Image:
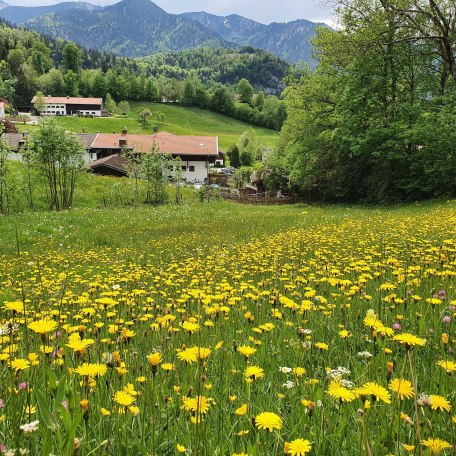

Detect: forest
[271, 0, 456, 203]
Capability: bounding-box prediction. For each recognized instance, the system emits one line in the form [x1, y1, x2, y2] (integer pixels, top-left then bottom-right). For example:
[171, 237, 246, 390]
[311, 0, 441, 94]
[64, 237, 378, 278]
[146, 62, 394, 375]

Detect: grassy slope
[1, 185, 453, 257]
[17, 102, 279, 150]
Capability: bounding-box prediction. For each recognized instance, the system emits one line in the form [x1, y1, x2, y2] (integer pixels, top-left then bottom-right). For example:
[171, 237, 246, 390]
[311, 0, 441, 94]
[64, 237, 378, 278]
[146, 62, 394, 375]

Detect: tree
[92, 72, 107, 98]
[237, 129, 261, 166]
[210, 87, 235, 115]
[182, 80, 196, 106]
[237, 78, 254, 104]
[254, 91, 265, 111]
[229, 145, 241, 168]
[33, 91, 47, 115]
[122, 147, 142, 205]
[138, 107, 152, 127]
[140, 142, 171, 205]
[30, 117, 85, 210]
[62, 43, 83, 74]
[279, 0, 456, 203]
[104, 93, 116, 114]
[39, 69, 66, 97]
[64, 70, 79, 97]
[7, 49, 25, 77]
[30, 42, 52, 75]
[171, 156, 184, 204]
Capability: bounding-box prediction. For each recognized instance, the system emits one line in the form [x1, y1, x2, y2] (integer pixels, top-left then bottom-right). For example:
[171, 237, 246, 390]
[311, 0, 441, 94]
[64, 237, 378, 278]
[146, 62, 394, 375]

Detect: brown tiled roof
[90, 154, 126, 173]
[77, 133, 99, 150]
[91, 132, 218, 156]
[4, 133, 97, 150]
[31, 96, 103, 105]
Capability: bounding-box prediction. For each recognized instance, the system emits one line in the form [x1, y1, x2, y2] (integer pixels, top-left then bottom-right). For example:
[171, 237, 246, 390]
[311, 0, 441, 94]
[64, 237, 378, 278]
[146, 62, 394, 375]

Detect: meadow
[16, 102, 279, 151]
[0, 199, 455, 455]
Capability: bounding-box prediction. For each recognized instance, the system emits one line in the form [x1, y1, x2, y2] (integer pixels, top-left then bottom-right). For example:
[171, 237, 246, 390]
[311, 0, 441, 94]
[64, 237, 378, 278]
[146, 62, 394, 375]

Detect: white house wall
[40, 104, 102, 117]
[182, 160, 208, 183]
[0, 107, 4, 118]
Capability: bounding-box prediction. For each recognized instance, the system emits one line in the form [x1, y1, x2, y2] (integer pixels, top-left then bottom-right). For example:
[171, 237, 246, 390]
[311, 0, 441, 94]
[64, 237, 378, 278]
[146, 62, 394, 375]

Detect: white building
[0, 102, 5, 119]
[31, 96, 103, 117]
[90, 132, 220, 183]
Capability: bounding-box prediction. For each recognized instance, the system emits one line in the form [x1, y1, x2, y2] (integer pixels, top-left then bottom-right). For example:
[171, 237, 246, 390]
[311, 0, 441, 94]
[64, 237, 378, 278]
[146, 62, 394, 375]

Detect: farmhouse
[89, 131, 220, 183]
[31, 95, 104, 117]
[2, 130, 221, 183]
[0, 102, 4, 119]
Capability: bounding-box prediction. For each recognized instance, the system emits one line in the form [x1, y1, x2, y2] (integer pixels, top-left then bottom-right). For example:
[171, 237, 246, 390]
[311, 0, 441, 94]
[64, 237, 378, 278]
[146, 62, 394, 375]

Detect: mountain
[182, 11, 327, 63]
[0, 0, 326, 63]
[0, 2, 101, 24]
[26, 0, 230, 57]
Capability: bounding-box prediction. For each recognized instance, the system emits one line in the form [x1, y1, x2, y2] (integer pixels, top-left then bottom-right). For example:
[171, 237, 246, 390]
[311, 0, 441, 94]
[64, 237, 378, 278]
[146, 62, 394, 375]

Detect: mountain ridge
[26, 0, 230, 57]
[0, 0, 326, 63]
[182, 11, 326, 63]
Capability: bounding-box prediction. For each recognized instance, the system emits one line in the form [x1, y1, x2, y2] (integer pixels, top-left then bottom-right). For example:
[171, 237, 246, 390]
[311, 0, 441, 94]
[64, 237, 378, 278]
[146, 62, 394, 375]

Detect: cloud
[7, 0, 334, 24]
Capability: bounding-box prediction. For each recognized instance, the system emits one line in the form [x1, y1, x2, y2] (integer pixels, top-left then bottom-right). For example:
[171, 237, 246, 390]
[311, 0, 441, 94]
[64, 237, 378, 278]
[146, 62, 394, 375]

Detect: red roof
[92, 132, 218, 156]
[0, 102, 4, 108]
[31, 96, 103, 105]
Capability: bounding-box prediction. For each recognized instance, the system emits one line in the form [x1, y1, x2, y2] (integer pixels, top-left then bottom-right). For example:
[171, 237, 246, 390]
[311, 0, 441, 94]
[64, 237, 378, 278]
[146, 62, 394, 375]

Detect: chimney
[119, 138, 127, 148]
[121, 126, 128, 135]
[67, 95, 70, 99]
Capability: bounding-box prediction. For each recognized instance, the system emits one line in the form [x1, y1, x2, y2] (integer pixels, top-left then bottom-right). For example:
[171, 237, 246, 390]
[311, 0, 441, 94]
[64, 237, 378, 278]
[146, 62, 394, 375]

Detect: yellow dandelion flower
[327, 381, 356, 403]
[113, 391, 136, 407]
[74, 363, 107, 378]
[393, 333, 426, 347]
[420, 438, 452, 454]
[147, 352, 162, 366]
[388, 379, 414, 400]
[182, 396, 211, 414]
[28, 319, 58, 335]
[244, 365, 264, 381]
[429, 395, 452, 412]
[255, 412, 282, 432]
[235, 404, 248, 416]
[360, 382, 391, 404]
[237, 345, 257, 357]
[287, 438, 312, 455]
[437, 360, 456, 373]
[10, 358, 30, 371]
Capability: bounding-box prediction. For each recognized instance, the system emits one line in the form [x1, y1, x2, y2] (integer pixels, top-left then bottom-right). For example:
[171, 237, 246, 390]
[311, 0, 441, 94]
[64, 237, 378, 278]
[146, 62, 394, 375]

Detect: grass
[0, 197, 455, 455]
[16, 102, 279, 150]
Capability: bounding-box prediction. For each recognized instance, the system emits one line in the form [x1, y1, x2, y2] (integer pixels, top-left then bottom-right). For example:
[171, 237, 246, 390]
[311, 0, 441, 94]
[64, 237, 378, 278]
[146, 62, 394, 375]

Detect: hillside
[183, 11, 327, 64]
[16, 102, 279, 150]
[26, 0, 230, 57]
[141, 47, 290, 92]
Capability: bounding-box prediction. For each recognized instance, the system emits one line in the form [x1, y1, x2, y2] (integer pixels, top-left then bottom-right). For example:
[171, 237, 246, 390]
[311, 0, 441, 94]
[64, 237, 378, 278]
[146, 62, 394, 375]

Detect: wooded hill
[0, 18, 287, 130]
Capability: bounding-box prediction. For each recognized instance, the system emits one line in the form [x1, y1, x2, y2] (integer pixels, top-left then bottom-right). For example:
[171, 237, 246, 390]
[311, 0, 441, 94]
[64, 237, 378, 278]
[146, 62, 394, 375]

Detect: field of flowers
[0, 200, 455, 455]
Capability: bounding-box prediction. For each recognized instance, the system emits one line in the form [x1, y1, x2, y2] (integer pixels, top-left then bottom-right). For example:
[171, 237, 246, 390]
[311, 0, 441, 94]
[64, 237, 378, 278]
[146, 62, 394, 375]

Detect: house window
[189, 165, 195, 172]
[181, 166, 187, 171]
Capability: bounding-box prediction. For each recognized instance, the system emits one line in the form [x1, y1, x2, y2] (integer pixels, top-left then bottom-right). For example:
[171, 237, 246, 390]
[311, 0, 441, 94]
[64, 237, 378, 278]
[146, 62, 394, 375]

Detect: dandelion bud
[80, 399, 89, 412]
[442, 333, 449, 345]
[200, 374, 206, 383]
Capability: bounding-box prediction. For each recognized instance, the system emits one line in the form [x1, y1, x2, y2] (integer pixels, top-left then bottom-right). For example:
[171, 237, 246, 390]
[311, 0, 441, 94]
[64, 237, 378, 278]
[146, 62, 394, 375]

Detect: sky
[5, 0, 335, 25]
